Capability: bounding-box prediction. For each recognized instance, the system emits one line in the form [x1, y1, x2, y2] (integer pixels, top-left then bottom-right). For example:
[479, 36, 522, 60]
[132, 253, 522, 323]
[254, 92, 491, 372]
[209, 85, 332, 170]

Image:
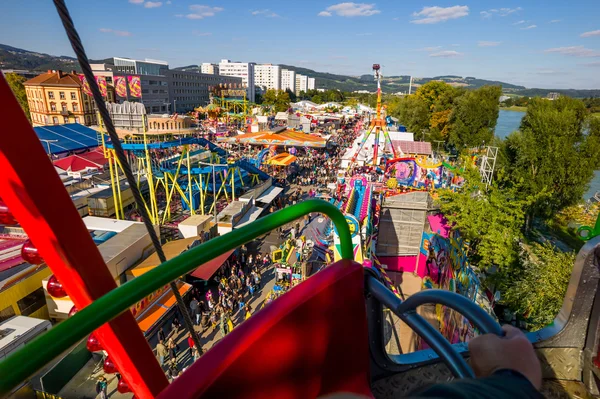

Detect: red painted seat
[159, 259, 372, 399]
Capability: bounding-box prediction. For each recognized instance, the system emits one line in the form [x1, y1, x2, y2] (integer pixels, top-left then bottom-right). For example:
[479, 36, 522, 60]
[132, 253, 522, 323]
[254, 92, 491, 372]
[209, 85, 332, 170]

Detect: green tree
[285, 89, 297, 103]
[503, 97, 600, 225]
[415, 81, 456, 111]
[311, 94, 325, 104]
[436, 164, 537, 272]
[5, 73, 30, 122]
[262, 89, 277, 106]
[388, 95, 429, 135]
[449, 86, 502, 148]
[274, 90, 291, 113]
[498, 243, 574, 331]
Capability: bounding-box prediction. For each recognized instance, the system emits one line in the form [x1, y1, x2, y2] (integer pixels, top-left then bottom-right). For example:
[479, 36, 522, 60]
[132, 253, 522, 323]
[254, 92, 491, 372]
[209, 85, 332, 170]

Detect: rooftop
[23, 70, 81, 87]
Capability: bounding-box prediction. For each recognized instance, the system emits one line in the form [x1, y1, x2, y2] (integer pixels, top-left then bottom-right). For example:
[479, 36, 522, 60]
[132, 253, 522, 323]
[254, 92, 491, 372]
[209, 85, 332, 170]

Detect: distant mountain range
[2, 43, 599, 98]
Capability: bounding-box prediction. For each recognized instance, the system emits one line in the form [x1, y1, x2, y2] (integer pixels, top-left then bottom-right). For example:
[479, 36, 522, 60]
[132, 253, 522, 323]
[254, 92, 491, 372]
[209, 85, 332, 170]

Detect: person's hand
[468, 324, 542, 390]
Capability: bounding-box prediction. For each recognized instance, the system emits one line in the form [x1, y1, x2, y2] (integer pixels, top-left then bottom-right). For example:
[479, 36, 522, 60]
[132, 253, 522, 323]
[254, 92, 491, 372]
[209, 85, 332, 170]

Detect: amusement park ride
[3, 4, 600, 398]
[98, 116, 269, 225]
[349, 64, 398, 168]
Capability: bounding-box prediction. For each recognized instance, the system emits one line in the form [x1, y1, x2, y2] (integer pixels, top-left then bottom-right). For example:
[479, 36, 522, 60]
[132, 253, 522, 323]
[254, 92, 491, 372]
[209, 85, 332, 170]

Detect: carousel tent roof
[217, 130, 326, 148]
[266, 152, 297, 166]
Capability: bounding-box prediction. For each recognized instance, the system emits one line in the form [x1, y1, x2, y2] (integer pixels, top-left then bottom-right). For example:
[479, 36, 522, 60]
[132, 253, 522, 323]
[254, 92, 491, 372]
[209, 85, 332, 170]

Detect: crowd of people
[128, 117, 363, 389]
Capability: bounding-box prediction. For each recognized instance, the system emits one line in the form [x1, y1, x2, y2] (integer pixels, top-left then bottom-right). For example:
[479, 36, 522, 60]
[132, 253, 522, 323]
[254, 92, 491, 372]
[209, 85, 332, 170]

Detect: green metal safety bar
[0, 199, 353, 395]
[577, 212, 600, 241]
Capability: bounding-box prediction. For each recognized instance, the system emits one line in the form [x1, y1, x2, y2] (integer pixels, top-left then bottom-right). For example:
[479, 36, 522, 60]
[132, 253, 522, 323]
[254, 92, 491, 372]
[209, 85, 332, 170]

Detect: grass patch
[500, 106, 527, 112]
[591, 112, 600, 119]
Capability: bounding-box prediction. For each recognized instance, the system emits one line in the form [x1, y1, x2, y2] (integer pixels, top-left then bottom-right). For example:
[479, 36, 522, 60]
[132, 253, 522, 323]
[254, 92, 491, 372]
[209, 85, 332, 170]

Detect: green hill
[2, 43, 598, 98]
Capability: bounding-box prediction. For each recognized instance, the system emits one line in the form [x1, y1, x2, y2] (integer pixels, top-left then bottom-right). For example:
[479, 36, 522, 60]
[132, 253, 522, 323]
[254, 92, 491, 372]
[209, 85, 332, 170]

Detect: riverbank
[499, 106, 527, 112]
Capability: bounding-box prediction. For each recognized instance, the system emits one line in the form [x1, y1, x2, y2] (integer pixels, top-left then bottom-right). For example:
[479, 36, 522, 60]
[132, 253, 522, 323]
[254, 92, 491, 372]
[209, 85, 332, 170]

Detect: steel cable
[52, 0, 203, 353]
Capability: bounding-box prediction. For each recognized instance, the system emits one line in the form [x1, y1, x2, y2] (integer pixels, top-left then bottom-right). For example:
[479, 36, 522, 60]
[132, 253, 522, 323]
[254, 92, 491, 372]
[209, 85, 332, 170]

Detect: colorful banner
[114, 76, 127, 98]
[127, 75, 142, 98]
[78, 74, 92, 97]
[95, 76, 108, 98]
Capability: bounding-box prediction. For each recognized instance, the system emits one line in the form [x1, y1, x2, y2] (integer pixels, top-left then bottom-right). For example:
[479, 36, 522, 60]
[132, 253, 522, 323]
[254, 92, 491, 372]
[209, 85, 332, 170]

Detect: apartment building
[295, 74, 309, 96]
[281, 69, 296, 93]
[23, 70, 101, 126]
[200, 63, 219, 75]
[254, 64, 281, 92]
[218, 60, 256, 102]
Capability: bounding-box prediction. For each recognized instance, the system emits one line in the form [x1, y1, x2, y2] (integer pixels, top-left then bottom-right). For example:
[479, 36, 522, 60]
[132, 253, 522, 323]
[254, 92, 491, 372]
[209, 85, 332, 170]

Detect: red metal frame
[159, 259, 372, 399]
[0, 75, 168, 398]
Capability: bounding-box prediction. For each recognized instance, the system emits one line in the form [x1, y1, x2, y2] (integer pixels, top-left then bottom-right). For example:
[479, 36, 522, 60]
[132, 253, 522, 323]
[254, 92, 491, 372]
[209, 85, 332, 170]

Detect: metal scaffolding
[479, 146, 498, 188]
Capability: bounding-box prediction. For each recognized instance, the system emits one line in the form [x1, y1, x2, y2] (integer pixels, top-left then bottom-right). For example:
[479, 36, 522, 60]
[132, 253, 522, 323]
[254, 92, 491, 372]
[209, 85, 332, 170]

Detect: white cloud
[129, 0, 144, 3]
[166, 1, 171, 4]
[581, 30, 600, 38]
[411, 5, 469, 24]
[520, 24, 537, 30]
[481, 7, 522, 18]
[356, 32, 373, 36]
[145, 1, 162, 8]
[251, 9, 280, 17]
[418, 46, 442, 51]
[536, 69, 563, 75]
[581, 61, 600, 67]
[318, 3, 380, 17]
[451, 43, 460, 47]
[545, 45, 600, 57]
[193, 30, 212, 36]
[478, 41, 501, 47]
[99, 28, 132, 37]
[429, 50, 463, 58]
[180, 5, 224, 19]
[513, 20, 526, 25]
[498, 7, 522, 16]
[549, 19, 561, 23]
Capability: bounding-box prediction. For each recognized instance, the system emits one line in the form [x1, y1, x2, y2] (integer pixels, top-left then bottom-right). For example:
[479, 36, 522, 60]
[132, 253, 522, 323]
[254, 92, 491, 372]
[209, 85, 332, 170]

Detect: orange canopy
[266, 152, 297, 166]
[218, 130, 326, 148]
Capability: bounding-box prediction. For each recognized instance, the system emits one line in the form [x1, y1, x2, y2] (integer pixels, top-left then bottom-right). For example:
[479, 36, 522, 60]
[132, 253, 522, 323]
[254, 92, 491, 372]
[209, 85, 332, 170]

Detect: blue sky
[1, 0, 600, 89]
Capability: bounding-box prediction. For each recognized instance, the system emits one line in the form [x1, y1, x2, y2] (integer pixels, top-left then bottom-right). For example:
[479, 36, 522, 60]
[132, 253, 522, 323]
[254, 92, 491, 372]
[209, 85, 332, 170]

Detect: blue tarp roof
[34, 124, 99, 155]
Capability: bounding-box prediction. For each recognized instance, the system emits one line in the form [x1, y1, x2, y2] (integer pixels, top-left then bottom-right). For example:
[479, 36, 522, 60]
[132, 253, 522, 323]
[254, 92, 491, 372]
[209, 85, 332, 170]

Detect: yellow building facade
[0, 264, 52, 322]
[23, 70, 114, 127]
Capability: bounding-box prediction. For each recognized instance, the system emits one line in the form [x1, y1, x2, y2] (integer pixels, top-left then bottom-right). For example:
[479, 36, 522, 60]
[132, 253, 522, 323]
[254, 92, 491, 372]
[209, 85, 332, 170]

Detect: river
[494, 109, 600, 201]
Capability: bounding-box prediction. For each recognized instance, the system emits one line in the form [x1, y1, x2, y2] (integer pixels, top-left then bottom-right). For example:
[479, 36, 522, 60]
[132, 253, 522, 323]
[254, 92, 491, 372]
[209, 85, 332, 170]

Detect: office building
[23, 70, 103, 126]
[281, 69, 296, 93]
[218, 60, 256, 102]
[92, 59, 170, 114]
[308, 77, 316, 91]
[295, 74, 309, 96]
[254, 64, 281, 92]
[200, 63, 219, 75]
[166, 70, 242, 113]
[112, 57, 169, 76]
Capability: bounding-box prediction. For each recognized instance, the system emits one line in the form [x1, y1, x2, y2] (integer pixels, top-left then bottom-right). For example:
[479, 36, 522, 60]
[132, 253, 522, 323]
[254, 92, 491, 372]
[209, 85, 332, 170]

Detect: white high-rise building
[218, 59, 256, 102]
[308, 77, 316, 91]
[295, 74, 308, 96]
[254, 64, 281, 92]
[200, 63, 219, 75]
[281, 69, 296, 93]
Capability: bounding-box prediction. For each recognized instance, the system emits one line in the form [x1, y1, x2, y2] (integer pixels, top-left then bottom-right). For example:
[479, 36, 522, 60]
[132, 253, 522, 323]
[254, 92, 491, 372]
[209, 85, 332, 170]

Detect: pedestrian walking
[96, 376, 108, 399]
[187, 334, 195, 359]
[156, 339, 168, 366]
